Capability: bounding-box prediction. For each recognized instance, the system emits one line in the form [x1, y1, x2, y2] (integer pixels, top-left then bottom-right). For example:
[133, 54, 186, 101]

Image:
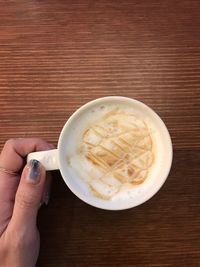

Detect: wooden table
[0, 1, 199, 266]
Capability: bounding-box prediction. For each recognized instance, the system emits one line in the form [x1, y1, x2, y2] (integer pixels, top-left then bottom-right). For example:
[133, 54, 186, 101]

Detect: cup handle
[27, 149, 59, 171]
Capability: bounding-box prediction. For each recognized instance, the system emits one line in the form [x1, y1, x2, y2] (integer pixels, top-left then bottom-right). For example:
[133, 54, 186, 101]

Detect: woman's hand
[0, 138, 54, 267]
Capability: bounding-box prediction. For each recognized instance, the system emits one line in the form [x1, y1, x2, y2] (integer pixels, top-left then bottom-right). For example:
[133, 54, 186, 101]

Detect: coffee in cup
[28, 97, 172, 210]
[68, 106, 155, 200]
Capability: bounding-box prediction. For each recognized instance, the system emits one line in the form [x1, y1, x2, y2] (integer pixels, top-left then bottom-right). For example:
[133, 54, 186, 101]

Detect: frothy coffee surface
[69, 107, 155, 200]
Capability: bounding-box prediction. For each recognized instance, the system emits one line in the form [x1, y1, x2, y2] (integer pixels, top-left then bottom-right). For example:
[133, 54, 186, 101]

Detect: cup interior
[58, 96, 173, 210]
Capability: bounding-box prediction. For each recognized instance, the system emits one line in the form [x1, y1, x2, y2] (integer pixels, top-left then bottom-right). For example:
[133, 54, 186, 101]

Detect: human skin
[0, 138, 54, 267]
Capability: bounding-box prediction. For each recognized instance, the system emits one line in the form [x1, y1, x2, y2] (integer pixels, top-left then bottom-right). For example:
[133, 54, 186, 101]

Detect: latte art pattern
[75, 109, 155, 200]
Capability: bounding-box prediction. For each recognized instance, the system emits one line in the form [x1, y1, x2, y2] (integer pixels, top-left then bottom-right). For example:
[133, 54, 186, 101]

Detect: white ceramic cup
[28, 96, 173, 210]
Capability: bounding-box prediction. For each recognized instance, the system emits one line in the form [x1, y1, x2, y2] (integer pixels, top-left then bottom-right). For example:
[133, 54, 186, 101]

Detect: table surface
[0, 1, 199, 266]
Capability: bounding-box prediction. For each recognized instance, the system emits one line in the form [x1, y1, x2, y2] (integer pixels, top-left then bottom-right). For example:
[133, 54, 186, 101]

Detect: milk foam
[67, 103, 158, 201]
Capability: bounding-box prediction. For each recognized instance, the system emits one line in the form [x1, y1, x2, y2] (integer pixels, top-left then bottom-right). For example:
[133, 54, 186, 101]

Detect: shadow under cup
[56, 96, 173, 210]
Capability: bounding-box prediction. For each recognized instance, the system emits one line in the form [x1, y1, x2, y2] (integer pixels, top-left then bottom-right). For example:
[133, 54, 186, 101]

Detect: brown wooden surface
[0, 1, 200, 266]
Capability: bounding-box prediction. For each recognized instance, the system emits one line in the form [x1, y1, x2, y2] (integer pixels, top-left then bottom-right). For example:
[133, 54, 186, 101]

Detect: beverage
[68, 103, 156, 200]
[28, 96, 172, 210]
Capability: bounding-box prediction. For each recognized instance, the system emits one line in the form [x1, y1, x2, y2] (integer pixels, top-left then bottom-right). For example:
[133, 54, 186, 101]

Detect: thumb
[11, 159, 46, 230]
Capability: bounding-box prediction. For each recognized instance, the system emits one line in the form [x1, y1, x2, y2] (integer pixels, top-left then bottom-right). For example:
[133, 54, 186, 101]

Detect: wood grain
[0, 0, 199, 266]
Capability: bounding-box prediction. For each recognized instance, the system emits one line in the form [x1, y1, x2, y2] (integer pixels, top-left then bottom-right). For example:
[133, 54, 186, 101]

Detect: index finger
[0, 138, 54, 173]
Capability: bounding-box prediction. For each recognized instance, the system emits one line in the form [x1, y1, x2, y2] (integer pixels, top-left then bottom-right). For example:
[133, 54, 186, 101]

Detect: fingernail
[43, 189, 50, 205]
[41, 187, 51, 206]
[27, 159, 41, 184]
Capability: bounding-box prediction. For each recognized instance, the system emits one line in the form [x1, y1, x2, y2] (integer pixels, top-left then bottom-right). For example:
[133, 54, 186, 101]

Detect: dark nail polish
[27, 159, 41, 184]
[43, 191, 50, 205]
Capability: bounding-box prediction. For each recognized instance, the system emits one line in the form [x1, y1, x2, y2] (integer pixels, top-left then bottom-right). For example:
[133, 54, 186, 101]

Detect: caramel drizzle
[81, 110, 154, 198]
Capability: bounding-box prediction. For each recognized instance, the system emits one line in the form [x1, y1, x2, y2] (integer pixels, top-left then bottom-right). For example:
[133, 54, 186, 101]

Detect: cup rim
[58, 96, 173, 210]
